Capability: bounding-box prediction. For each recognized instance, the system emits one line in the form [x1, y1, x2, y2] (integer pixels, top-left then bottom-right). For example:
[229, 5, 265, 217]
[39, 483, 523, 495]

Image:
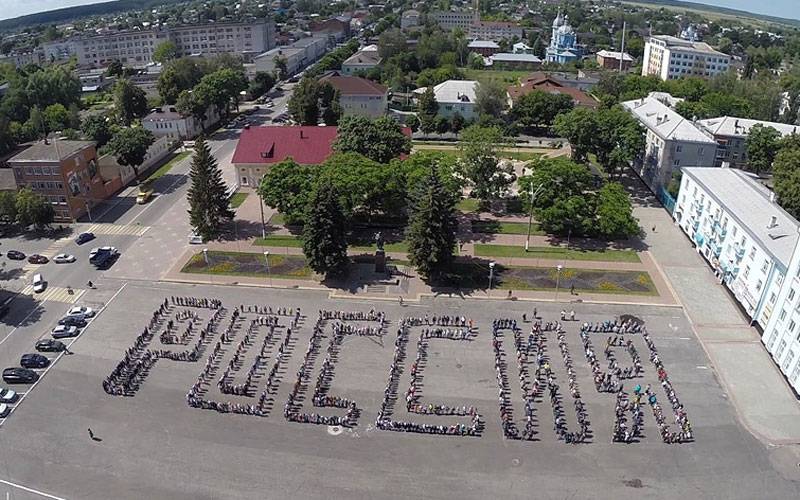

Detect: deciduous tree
[746, 124, 782, 174]
[106, 127, 155, 177]
[595, 182, 640, 239]
[458, 125, 513, 202]
[81, 114, 112, 147]
[332, 116, 411, 163]
[113, 78, 148, 126]
[152, 40, 179, 64]
[257, 159, 316, 225]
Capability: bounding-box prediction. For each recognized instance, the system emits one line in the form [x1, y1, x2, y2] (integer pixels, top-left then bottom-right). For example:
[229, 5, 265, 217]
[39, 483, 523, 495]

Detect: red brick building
[507, 72, 599, 109]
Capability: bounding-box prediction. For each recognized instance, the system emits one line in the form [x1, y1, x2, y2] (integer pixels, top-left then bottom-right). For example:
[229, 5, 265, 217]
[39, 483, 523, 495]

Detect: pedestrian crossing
[18, 285, 84, 304]
[38, 236, 73, 258]
[81, 223, 151, 237]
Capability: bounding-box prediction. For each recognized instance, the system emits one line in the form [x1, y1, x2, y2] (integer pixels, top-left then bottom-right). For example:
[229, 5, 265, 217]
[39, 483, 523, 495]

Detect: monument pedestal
[375, 249, 386, 273]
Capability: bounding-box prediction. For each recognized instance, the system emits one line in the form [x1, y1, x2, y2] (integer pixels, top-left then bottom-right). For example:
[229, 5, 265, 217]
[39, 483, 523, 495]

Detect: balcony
[710, 240, 723, 258]
[734, 244, 745, 260]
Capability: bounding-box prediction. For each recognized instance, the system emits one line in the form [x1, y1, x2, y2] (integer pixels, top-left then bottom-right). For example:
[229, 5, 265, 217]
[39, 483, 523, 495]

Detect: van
[32, 274, 46, 293]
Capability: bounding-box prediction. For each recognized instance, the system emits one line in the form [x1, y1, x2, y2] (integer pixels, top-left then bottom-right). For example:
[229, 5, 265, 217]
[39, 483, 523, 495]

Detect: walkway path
[623, 172, 800, 446]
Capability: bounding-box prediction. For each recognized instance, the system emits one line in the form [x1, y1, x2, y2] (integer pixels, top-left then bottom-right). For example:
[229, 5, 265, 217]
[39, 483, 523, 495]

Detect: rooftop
[9, 140, 94, 163]
[320, 74, 387, 96]
[649, 35, 728, 57]
[596, 50, 634, 62]
[507, 74, 597, 108]
[142, 106, 185, 122]
[232, 126, 339, 166]
[622, 96, 716, 144]
[683, 167, 799, 267]
[0, 168, 17, 191]
[342, 50, 381, 67]
[415, 80, 478, 104]
[490, 53, 542, 63]
[697, 116, 800, 139]
[468, 40, 500, 49]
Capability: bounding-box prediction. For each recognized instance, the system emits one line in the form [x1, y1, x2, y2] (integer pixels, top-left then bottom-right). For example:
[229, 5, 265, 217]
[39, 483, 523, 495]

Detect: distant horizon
[0, 0, 797, 23]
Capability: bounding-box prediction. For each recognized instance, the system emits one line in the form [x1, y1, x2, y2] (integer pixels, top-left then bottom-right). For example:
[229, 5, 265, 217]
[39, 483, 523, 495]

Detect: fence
[657, 187, 677, 214]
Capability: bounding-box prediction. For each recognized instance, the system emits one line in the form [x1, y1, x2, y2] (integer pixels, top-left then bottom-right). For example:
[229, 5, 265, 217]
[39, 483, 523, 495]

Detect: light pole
[264, 251, 272, 286]
[488, 261, 496, 295]
[555, 264, 563, 301]
[202, 248, 209, 265]
[259, 195, 267, 239]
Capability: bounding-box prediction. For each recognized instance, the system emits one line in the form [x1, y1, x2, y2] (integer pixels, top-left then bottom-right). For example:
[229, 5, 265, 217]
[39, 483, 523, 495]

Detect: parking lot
[0, 282, 797, 500]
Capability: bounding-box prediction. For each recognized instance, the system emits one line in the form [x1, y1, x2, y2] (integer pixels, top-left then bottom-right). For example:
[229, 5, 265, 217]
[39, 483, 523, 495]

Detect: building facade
[642, 35, 730, 81]
[8, 140, 105, 222]
[253, 36, 328, 76]
[400, 9, 421, 30]
[546, 12, 583, 64]
[596, 50, 634, 71]
[415, 80, 478, 121]
[341, 46, 381, 75]
[697, 116, 799, 168]
[674, 167, 800, 394]
[622, 95, 717, 192]
[142, 105, 220, 141]
[321, 74, 388, 118]
[489, 53, 542, 70]
[467, 40, 500, 57]
[431, 10, 476, 31]
[468, 21, 524, 41]
[75, 19, 275, 67]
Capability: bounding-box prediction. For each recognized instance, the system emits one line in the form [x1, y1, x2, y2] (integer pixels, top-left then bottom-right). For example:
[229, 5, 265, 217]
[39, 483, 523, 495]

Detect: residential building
[310, 18, 350, 43]
[546, 12, 583, 64]
[0, 168, 17, 193]
[697, 116, 799, 168]
[79, 71, 114, 93]
[622, 95, 717, 192]
[75, 19, 276, 67]
[468, 21, 524, 42]
[42, 39, 78, 63]
[0, 50, 44, 68]
[401, 9, 421, 30]
[320, 73, 388, 118]
[512, 42, 534, 54]
[468, 40, 500, 57]
[596, 50, 634, 71]
[142, 105, 220, 141]
[414, 80, 478, 121]
[231, 126, 340, 187]
[507, 72, 598, 109]
[488, 53, 542, 70]
[254, 36, 328, 76]
[97, 136, 173, 188]
[432, 10, 476, 31]
[642, 35, 730, 81]
[341, 46, 381, 75]
[8, 140, 105, 222]
[673, 167, 800, 393]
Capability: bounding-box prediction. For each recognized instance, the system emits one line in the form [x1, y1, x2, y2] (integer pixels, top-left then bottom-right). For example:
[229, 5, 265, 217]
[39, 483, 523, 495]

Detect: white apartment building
[141, 105, 220, 140]
[42, 39, 78, 63]
[253, 36, 328, 76]
[468, 21, 524, 42]
[432, 10, 476, 31]
[0, 50, 44, 68]
[642, 35, 730, 81]
[622, 95, 717, 192]
[76, 19, 275, 67]
[414, 80, 478, 121]
[697, 116, 800, 168]
[674, 167, 800, 393]
[321, 74, 388, 118]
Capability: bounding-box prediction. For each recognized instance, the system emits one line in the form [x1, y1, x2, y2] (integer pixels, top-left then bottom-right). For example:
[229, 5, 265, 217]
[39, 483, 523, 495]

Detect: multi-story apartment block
[674, 167, 800, 394]
[42, 39, 78, 63]
[642, 35, 730, 81]
[76, 19, 275, 67]
[622, 95, 717, 192]
[0, 50, 44, 68]
[697, 116, 799, 168]
[468, 21, 524, 41]
[401, 9, 421, 30]
[8, 140, 105, 222]
[253, 36, 328, 76]
[432, 10, 476, 31]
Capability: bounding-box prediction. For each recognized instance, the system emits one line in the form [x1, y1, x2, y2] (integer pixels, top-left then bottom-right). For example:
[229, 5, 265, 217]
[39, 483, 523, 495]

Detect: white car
[51, 325, 78, 339]
[0, 387, 18, 403]
[89, 246, 117, 259]
[0, 403, 8, 417]
[53, 253, 76, 264]
[189, 233, 204, 244]
[67, 306, 95, 318]
[32, 274, 46, 293]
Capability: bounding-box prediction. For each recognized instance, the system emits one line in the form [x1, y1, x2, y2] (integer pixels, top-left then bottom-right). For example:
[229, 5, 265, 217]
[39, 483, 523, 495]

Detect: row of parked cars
[0, 305, 96, 416]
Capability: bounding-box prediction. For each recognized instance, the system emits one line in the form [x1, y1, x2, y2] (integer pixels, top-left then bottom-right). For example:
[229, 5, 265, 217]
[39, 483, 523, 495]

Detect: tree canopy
[332, 115, 411, 163]
[302, 180, 349, 278]
[187, 138, 234, 240]
[458, 125, 513, 202]
[106, 127, 155, 175]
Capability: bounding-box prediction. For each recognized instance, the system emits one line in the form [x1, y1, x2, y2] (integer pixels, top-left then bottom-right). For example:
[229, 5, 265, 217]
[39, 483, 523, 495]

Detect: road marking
[0, 480, 67, 500]
[18, 286, 83, 304]
[0, 304, 44, 349]
[83, 223, 150, 237]
[0, 284, 125, 428]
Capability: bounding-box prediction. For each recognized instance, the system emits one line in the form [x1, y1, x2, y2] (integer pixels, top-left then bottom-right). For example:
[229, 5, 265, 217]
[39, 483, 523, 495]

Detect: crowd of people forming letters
[103, 297, 693, 445]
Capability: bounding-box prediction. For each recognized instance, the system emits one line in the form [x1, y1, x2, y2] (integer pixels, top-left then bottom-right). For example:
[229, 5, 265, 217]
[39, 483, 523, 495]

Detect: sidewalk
[623, 172, 800, 445]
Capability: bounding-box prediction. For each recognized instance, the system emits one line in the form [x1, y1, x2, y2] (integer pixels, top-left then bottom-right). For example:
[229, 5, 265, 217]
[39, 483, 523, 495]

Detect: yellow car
[136, 188, 154, 204]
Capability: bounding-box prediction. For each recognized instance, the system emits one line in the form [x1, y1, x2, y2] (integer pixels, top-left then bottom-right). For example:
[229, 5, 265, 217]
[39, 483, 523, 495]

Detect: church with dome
[545, 11, 583, 64]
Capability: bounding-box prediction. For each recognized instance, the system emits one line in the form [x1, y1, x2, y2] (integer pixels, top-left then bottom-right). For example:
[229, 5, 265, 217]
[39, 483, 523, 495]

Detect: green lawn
[473, 244, 641, 263]
[268, 213, 287, 226]
[181, 250, 312, 279]
[229, 192, 248, 208]
[457, 198, 481, 213]
[464, 68, 530, 84]
[253, 235, 303, 247]
[144, 152, 190, 183]
[472, 220, 542, 235]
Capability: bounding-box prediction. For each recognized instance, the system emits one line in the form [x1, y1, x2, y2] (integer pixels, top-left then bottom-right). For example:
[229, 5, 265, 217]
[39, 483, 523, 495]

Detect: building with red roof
[506, 72, 598, 109]
[320, 72, 388, 118]
[232, 126, 339, 187]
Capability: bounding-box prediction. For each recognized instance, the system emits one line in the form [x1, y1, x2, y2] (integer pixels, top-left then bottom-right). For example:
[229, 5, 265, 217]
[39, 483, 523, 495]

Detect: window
[789, 320, 796, 333]
[762, 260, 769, 273]
[791, 289, 797, 301]
[673, 159, 681, 167]
[783, 350, 796, 371]
[777, 339, 788, 358]
[768, 329, 779, 348]
[780, 308, 788, 321]
[756, 280, 763, 292]
[789, 361, 800, 383]
[749, 247, 757, 260]
[770, 293, 777, 304]
[676, 144, 683, 153]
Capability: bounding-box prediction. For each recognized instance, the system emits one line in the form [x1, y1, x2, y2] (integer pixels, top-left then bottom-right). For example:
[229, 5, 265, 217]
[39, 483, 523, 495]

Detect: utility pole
[619, 21, 627, 73]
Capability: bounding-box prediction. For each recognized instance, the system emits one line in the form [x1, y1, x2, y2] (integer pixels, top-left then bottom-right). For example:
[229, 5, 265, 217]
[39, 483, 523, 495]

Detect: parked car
[67, 306, 95, 318]
[58, 316, 87, 327]
[20, 353, 50, 369]
[2, 367, 38, 384]
[189, 232, 204, 244]
[53, 253, 76, 264]
[0, 387, 18, 403]
[6, 250, 25, 260]
[0, 403, 8, 417]
[51, 325, 78, 339]
[32, 274, 46, 293]
[89, 246, 118, 267]
[27, 254, 48, 264]
[35, 339, 66, 353]
[75, 232, 95, 245]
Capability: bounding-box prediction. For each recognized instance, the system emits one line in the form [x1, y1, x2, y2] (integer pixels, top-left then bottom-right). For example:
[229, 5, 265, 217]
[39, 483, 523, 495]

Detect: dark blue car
[75, 232, 95, 245]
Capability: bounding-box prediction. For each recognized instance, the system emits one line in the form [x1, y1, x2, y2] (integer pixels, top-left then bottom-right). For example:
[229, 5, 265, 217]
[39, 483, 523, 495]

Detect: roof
[622, 96, 716, 144]
[255, 47, 304, 60]
[697, 116, 800, 139]
[232, 126, 339, 165]
[507, 75, 597, 108]
[682, 167, 799, 267]
[9, 140, 94, 163]
[468, 40, 500, 49]
[143, 105, 186, 122]
[342, 50, 381, 67]
[649, 35, 729, 57]
[415, 80, 478, 104]
[402, 9, 420, 16]
[0, 168, 17, 191]
[320, 75, 387, 96]
[596, 50, 634, 62]
[471, 21, 521, 28]
[491, 53, 542, 63]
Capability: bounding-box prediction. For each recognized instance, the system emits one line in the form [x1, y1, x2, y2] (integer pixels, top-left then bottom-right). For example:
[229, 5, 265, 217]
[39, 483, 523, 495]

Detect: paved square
[0, 282, 798, 500]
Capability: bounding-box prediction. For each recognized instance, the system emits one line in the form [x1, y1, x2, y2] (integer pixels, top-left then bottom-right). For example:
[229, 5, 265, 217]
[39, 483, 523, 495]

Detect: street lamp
[555, 264, 563, 301]
[488, 261, 496, 293]
[264, 251, 272, 286]
[202, 248, 209, 265]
